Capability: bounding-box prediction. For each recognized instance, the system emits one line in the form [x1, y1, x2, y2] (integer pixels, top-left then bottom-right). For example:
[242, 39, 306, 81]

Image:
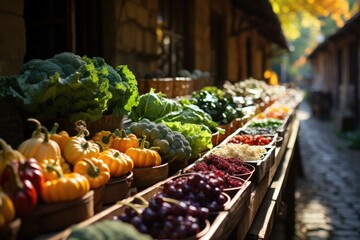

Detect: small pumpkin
[49, 123, 71, 153]
[18, 119, 61, 162]
[92, 130, 114, 151]
[98, 149, 134, 177]
[39, 159, 63, 181]
[63, 129, 100, 165]
[41, 165, 90, 203]
[111, 129, 139, 153]
[73, 158, 110, 189]
[125, 136, 161, 168]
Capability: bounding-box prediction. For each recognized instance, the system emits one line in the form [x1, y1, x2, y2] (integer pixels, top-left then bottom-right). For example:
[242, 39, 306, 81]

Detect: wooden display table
[37, 108, 302, 240]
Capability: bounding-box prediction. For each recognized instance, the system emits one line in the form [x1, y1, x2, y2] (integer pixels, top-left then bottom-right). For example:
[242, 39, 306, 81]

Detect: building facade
[308, 13, 360, 130]
[0, 0, 287, 85]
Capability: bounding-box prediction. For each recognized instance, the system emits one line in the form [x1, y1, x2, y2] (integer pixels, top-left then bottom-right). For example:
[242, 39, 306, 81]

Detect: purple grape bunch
[115, 193, 209, 239]
[161, 172, 228, 211]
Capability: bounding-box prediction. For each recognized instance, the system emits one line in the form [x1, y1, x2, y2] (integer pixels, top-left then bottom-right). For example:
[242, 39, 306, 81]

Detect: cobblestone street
[294, 101, 360, 240]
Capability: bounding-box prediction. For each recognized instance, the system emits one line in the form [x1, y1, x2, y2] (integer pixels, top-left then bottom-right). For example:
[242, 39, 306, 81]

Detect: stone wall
[0, 0, 25, 76]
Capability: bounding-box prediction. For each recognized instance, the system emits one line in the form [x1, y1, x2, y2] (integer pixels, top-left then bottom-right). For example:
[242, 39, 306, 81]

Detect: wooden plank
[247, 200, 276, 239]
[244, 118, 300, 239]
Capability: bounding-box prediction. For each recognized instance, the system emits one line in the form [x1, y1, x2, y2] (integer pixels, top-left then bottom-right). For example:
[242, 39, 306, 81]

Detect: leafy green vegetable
[155, 100, 222, 134]
[0, 52, 139, 123]
[190, 87, 243, 125]
[164, 121, 213, 158]
[89, 57, 139, 117]
[129, 89, 181, 122]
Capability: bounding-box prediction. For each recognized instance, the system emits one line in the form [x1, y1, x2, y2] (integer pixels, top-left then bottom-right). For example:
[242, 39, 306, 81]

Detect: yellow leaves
[270, 0, 354, 41]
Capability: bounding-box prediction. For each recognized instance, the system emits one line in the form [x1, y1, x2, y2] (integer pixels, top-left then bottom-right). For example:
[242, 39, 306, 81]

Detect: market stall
[0, 53, 303, 240]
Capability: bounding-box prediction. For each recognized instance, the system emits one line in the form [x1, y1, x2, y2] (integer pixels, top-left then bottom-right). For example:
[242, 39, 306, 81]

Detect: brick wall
[0, 0, 25, 76]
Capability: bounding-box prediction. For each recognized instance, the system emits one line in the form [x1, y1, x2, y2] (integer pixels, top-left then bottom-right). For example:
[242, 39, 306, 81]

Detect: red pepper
[0, 163, 38, 217]
[18, 158, 45, 196]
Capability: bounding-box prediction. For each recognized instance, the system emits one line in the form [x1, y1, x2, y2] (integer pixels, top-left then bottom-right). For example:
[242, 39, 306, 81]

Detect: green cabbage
[129, 89, 181, 122]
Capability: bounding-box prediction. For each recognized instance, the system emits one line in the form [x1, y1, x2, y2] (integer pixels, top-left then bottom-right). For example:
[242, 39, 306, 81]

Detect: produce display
[0, 52, 304, 240]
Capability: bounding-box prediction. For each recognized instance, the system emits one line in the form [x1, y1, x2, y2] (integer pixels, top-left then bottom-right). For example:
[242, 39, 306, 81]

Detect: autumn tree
[269, 0, 358, 84]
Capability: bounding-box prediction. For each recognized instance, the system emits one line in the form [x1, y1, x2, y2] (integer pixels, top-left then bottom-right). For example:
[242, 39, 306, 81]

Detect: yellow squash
[73, 158, 110, 189]
[98, 149, 134, 177]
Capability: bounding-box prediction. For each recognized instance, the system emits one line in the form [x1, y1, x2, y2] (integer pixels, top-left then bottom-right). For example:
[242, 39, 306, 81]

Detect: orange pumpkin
[98, 149, 134, 177]
[111, 129, 139, 153]
[73, 158, 110, 189]
[125, 136, 161, 168]
[63, 130, 100, 165]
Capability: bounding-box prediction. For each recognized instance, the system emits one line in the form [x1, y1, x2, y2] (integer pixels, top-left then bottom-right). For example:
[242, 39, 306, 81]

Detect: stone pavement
[293, 101, 360, 240]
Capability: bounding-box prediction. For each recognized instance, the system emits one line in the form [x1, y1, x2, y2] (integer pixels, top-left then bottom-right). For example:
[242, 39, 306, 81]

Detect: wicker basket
[132, 163, 169, 191]
[146, 78, 174, 98]
[102, 171, 134, 205]
[173, 77, 191, 97]
[18, 191, 94, 238]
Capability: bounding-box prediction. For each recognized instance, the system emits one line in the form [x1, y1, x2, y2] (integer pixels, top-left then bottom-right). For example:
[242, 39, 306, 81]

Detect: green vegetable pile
[129, 89, 221, 133]
[0, 52, 139, 123]
[129, 88, 180, 122]
[189, 86, 243, 125]
[128, 119, 192, 163]
[249, 119, 283, 129]
[68, 220, 152, 240]
[163, 121, 213, 158]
